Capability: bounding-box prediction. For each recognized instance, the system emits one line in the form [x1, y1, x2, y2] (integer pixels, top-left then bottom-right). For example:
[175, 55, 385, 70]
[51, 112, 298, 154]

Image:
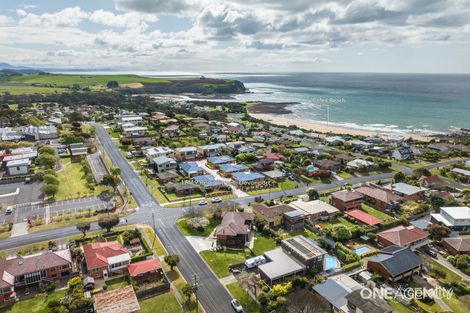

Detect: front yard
[176, 218, 221, 237]
[226, 282, 261, 313]
[200, 249, 251, 278]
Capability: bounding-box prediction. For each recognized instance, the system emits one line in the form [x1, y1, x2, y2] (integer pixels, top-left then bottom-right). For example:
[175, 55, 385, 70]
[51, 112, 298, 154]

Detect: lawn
[139, 292, 183, 313]
[0, 85, 66, 95]
[360, 204, 394, 221]
[388, 299, 415, 313]
[200, 249, 250, 278]
[143, 226, 167, 256]
[106, 276, 130, 290]
[281, 228, 321, 241]
[55, 158, 108, 200]
[278, 180, 300, 190]
[324, 217, 357, 229]
[226, 282, 261, 313]
[0, 289, 67, 313]
[252, 234, 277, 256]
[176, 218, 221, 237]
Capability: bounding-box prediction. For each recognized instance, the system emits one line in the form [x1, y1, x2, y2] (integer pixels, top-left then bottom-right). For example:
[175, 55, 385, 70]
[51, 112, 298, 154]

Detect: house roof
[346, 209, 383, 226]
[0, 250, 72, 289]
[207, 155, 235, 164]
[440, 206, 470, 220]
[127, 258, 161, 277]
[152, 156, 175, 165]
[94, 286, 140, 313]
[442, 236, 470, 252]
[313, 274, 363, 311]
[390, 183, 426, 195]
[232, 172, 265, 182]
[83, 241, 129, 271]
[356, 186, 400, 204]
[193, 175, 223, 187]
[345, 289, 393, 313]
[219, 163, 249, 173]
[420, 175, 446, 186]
[262, 170, 286, 179]
[377, 225, 428, 246]
[252, 204, 294, 219]
[180, 162, 204, 174]
[330, 190, 364, 202]
[368, 246, 422, 277]
[216, 212, 254, 237]
[258, 248, 305, 281]
[264, 152, 284, 160]
[289, 199, 339, 216]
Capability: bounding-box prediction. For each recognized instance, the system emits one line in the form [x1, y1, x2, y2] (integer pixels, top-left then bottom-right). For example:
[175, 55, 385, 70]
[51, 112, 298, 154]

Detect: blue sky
[1, 0, 469, 73]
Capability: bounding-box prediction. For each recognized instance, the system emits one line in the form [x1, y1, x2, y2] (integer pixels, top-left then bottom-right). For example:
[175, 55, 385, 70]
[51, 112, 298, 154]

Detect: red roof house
[127, 258, 162, 283]
[329, 190, 364, 211]
[216, 212, 254, 248]
[346, 209, 383, 226]
[356, 186, 400, 211]
[83, 242, 131, 279]
[264, 152, 285, 161]
[377, 226, 429, 249]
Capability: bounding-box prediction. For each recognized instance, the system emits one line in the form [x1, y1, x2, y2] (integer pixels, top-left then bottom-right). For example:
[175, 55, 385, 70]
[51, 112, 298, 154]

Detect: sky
[1, 0, 470, 73]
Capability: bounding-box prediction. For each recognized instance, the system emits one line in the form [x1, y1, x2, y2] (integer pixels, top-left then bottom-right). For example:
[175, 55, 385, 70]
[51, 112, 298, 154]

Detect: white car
[5, 206, 14, 214]
[211, 197, 222, 203]
[198, 200, 208, 206]
[231, 299, 243, 312]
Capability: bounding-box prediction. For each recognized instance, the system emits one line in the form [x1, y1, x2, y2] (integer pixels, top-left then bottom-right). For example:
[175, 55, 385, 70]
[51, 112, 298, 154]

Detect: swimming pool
[353, 245, 373, 255]
[324, 255, 339, 270]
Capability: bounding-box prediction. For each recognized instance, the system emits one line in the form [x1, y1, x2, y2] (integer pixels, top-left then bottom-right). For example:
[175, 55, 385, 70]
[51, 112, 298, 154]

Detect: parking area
[0, 181, 43, 207]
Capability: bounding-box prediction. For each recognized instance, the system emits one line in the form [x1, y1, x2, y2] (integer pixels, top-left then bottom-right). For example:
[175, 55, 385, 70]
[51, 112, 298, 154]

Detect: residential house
[164, 182, 200, 196]
[175, 147, 197, 161]
[264, 152, 285, 161]
[192, 174, 224, 191]
[226, 141, 245, 152]
[119, 115, 143, 126]
[94, 285, 140, 313]
[347, 159, 374, 170]
[367, 246, 422, 284]
[197, 143, 226, 157]
[345, 289, 394, 313]
[377, 226, 429, 250]
[207, 155, 235, 168]
[122, 126, 148, 137]
[262, 169, 286, 181]
[356, 186, 401, 211]
[306, 164, 329, 177]
[216, 212, 254, 248]
[346, 209, 383, 226]
[282, 210, 305, 232]
[155, 170, 179, 184]
[431, 206, 470, 231]
[23, 125, 58, 141]
[0, 250, 72, 305]
[5, 159, 30, 176]
[127, 258, 163, 284]
[164, 124, 179, 136]
[288, 199, 339, 222]
[313, 275, 363, 313]
[391, 146, 414, 161]
[83, 242, 131, 279]
[69, 143, 88, 162]
[253, 158, 275, 171]
[324, 136, 345, 145]
[144, 146, 174, 160]
[329, 190, 364, 211]
[218, 163, 249, 177]
[419, 175, 448, 190]
[386, 183, 426, 200]
[152, 156, 177, 173]
[252, 203, 295, 228]
[441, 236, 470, 256]
[231, 172, 266, 188]
[179, 162, 205, 177]
[451, 168, 470, 182]
[315, 159, 342, 172]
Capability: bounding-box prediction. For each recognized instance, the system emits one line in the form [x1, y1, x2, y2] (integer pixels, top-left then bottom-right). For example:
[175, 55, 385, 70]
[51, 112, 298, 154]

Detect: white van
[244, 256, 266, 269]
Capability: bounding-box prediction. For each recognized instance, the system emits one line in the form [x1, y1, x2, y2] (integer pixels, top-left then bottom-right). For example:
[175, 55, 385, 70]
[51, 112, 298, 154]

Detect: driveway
[186, 236, 216, 252]
[196, 160, 249, 197]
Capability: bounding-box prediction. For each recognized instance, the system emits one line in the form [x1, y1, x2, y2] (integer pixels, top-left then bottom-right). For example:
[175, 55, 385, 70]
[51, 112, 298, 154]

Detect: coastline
[248, 112, 434, 142]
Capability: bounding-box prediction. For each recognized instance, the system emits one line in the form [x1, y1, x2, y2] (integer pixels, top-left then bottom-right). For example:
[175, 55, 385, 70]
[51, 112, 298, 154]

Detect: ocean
[218, 72, 470, 135]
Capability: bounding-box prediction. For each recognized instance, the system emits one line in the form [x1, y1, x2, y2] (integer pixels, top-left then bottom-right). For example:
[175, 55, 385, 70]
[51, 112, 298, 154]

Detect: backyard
[360, 204, 394, 221]
[139, 292, 183, 313]
[252, 234, 277, 256]
[0, 289, 67, 313]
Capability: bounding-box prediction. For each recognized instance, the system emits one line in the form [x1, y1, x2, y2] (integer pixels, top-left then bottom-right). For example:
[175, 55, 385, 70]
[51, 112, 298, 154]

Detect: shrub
[187, 216, 209, 232]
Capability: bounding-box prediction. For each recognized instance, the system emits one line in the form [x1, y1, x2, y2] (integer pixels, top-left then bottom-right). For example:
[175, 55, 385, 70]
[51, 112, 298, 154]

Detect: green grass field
[252, 234, 277, 256]
[360, 204, 394, 221]
[200, 249, 250, 278]
[0, 289, 67, 313]
[139, 292, 183, 313]
[0, 85, 66, 95]
[176, 218, 221, 237]
[226, 282, 261, 313]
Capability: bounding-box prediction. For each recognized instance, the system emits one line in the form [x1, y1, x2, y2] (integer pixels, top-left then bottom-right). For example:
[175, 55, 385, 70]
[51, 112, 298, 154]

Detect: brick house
[377, 226, 429, 250]
[0, 250, 72, 305]
[127, 258, 162, 284]
[329, 190, 364, 211]
[83, 242, 131, 279]
[356, 186, 400, 211]
[252, 204, 295, 229]
[441, 236, 470, 256]
[367, 246, 422, 284]
[216, 212, 254, 248]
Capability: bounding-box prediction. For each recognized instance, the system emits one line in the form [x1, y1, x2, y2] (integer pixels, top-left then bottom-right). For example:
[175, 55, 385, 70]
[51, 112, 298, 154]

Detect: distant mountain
[0, 62, 47, 76]
[0, 62, 32, 70]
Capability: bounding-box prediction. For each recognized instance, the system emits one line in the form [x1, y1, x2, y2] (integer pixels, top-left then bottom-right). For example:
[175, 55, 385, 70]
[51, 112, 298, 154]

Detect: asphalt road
[92, 123, 236, 313]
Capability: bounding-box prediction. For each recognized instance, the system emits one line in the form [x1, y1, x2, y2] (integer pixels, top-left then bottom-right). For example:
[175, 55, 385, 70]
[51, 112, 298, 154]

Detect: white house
[431, 207, 470, 231]
[5, 159, 31, 176]
[347, 159, 374, 169]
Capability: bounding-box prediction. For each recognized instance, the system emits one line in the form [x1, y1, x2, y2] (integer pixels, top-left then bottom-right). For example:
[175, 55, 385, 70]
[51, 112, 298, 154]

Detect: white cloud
[17, 6, 88, 27]
[89, 9, 157, 31]
[0, 15, 15, 26]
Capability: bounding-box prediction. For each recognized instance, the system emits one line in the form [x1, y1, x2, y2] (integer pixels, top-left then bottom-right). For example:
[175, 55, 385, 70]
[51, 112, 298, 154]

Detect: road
[92, 123, 236, 313]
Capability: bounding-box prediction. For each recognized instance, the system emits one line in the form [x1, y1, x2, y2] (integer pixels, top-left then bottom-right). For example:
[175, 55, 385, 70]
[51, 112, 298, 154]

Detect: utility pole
[151, 212, 156, 249]
[192, 274, 199, 313]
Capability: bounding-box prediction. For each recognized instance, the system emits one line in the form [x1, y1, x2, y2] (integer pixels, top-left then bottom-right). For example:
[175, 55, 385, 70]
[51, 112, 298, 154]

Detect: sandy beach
[249, 112, 434, 142]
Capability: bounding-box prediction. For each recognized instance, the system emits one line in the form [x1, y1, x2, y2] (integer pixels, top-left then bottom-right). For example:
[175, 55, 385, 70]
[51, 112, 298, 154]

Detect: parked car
[198, 200, 208, 206]
[5, 206, 14, 214]
[211, 197, 222, 203]
[426, 248, 438, 258]
[231, 299, 243, 312]
[244, 256, 267, 269]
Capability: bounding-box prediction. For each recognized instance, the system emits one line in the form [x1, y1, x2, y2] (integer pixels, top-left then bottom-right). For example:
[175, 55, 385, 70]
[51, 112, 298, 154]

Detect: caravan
[244, 256, 267, 269]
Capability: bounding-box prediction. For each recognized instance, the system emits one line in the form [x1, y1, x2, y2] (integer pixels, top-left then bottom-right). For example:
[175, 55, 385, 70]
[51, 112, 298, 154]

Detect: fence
[135, 282, 171, 300]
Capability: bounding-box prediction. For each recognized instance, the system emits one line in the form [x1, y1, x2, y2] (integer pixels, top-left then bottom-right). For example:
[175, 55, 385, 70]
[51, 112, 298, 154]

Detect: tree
[44, 174, 59, 185]
[412, 168, 432, 178]
[331, 224, 352, 241]
[164, 254, 180, 270]
[285, 289, 329, 313]
[76, 222, 91, 237]
[110, 167, 121, 176]
[182, 283, 194, 300]
[427, 224, 451, 241]
[97, 214, 120, 232]
[107, 81, 119, 89]
[39, 146, 56, 155]
[393, 171, 406, 183]
[101, 174, 120, 188]
[429, 194, 446, 210]
[38, 153, 57, 169]
[42, 183, 58, 198]
[307, 189, 319, 201]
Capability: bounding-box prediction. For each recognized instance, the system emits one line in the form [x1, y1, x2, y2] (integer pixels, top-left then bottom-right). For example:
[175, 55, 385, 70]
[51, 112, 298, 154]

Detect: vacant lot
[200, 249, 250, 278]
